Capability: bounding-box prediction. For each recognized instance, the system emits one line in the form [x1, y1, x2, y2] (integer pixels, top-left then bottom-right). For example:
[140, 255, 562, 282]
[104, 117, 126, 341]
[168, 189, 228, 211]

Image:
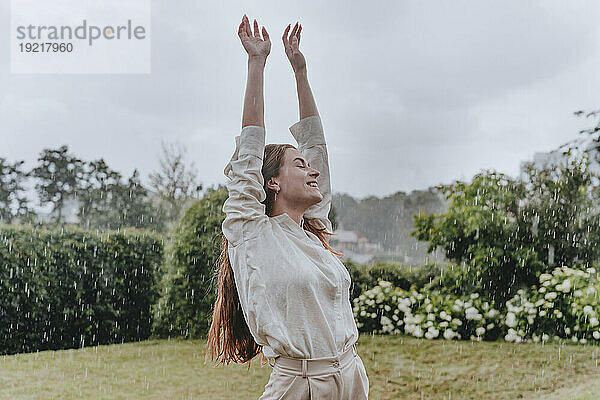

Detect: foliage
[0, 223, 163, 355]
[78, 160, 167, 232]
[30, 145, 85, 223]
[412, 154, 600, 308]
[345, 261, 454, 303]
[0, 158, 35, 224]
[504, 265, 600, 344]
[152, 186, 228, 339]
[352, 281, 503, 341]
[148, 140, 203, 224]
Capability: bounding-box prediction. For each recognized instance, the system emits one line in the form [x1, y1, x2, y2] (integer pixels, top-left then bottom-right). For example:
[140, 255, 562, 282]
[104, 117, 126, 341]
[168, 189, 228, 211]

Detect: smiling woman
[204, 14, 369, 399]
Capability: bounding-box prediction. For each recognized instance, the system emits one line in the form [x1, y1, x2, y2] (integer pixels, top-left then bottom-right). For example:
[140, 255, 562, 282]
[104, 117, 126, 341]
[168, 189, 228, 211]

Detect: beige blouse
[221, 115, 359, 359]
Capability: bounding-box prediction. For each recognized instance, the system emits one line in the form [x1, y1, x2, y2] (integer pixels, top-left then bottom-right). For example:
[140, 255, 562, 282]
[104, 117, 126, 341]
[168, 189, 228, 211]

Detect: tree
[114, 169, 167, 231]
[0, 158, 35, 224]
[148, 140, 202, 225]
[573, 108, 599, 163]
[30, 145, 85, 224]
[77, 158, 123, 229]
[411, 153, 600, 309]
[153, 186, 227, 339]
[77, 160, 167, 232]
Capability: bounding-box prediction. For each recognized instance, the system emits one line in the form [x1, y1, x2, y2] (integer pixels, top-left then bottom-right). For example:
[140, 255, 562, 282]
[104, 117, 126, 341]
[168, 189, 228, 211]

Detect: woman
[205, 14, 370, 399]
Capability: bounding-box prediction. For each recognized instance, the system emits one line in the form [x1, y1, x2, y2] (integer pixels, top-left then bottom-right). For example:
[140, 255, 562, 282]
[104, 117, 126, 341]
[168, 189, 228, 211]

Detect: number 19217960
[19, 42, 73, 52]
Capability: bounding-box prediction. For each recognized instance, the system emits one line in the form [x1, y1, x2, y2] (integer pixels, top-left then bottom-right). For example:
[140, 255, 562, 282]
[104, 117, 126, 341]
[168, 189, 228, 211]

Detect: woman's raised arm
[222, 16, 272, 246]
[239, 14, 271, 128]
[283, 23, 332, 232]
[283, 22, 318, 119]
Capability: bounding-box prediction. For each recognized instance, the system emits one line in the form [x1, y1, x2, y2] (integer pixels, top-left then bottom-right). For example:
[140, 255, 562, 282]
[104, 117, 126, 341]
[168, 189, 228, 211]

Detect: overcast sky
[1, 0, 599, 205]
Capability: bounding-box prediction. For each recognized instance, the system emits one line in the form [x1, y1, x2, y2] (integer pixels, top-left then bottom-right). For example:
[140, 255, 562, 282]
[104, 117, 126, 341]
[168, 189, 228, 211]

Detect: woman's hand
[238, 15, 271, 62]
[282, 22, 306, 75]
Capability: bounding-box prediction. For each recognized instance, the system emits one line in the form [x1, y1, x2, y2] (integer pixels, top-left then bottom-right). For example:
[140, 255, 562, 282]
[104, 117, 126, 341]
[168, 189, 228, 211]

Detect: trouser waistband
[270, 343, 358, 378]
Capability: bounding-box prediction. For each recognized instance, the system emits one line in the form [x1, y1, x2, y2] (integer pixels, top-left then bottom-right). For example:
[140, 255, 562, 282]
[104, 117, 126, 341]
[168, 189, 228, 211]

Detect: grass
[1, 333, 600, 399]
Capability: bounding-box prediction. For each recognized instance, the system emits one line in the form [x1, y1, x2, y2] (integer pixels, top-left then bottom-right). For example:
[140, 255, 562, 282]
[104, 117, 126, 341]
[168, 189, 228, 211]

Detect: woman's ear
[266, 178, 279, 193]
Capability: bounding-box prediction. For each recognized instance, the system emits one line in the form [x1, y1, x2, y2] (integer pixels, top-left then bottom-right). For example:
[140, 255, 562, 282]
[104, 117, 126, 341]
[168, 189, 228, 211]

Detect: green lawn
[1, 334, 600, 399]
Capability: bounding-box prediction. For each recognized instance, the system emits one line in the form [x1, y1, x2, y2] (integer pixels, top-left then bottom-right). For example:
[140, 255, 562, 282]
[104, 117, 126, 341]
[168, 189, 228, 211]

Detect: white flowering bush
[353, 266, 600, 345]
[352, 280, 409, 334]
[503, 266, 600, 344]
[352, 280, 502, 341]
[404, 291, 502, 341]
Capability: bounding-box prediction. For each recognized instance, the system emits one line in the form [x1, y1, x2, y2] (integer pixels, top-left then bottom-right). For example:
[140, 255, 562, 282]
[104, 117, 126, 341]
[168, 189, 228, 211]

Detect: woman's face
[272, 147, 322, 208]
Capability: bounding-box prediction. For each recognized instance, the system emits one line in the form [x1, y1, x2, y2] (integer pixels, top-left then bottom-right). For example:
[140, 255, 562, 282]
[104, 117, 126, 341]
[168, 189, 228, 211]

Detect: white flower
[443, 329, 456, 340]
[413, 326, 423, 338]
[583, 305, 594, 315]
[590, 317, 599, 327]
[440, 311, 452, 321]
[586, 268, 596, 274]
[476, 327, 485, 336]
[539, 287, 547, 293]
[534, 299, 545, 307]
[384, 305, 391, 312]
[487, 323, 495, 330]
[580, 338, 587, 344]
[506, 312, 517, 328]
[539, 273, 552, 282]
[470, 293, 480, 299]
[465, 307, 478, 315]
[593, 331, 600, 340]
[539, 310, 547, 317]
[544, 292, 558, 300]
[574, 290, 583, 297]
[587, 287, 596, 295]
[425, 327, 439, 339]
[542, 333, 549, 342]
[452, 318, 463, 326]
[565, 327, 571, 335]
[440, 321, 449, 328]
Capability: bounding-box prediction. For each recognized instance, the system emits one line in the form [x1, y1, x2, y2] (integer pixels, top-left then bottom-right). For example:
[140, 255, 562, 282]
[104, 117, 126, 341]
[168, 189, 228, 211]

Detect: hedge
[0, 223, 163, 355]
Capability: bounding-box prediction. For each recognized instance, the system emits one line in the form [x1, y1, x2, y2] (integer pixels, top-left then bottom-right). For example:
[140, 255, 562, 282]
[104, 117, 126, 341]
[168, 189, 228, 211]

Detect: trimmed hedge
[0, 223, 163, 355]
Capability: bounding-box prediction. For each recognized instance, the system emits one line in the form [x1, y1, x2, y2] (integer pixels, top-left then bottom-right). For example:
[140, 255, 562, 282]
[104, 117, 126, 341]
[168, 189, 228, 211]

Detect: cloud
[1, 0, 599, 201]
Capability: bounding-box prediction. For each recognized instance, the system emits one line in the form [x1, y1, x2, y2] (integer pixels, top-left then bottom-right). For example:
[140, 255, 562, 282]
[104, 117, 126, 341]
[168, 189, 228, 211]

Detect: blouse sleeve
[289, 115, 333, 233]
[221, 125, 270, 247]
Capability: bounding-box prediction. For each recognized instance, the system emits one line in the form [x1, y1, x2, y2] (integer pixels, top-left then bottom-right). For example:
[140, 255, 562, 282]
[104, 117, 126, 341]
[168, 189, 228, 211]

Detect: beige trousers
[258, 343, 369, 399]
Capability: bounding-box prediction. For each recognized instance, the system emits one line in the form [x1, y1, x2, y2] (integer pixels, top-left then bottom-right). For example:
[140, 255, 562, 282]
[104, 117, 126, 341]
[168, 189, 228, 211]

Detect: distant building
[330, 229, 382, 265]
